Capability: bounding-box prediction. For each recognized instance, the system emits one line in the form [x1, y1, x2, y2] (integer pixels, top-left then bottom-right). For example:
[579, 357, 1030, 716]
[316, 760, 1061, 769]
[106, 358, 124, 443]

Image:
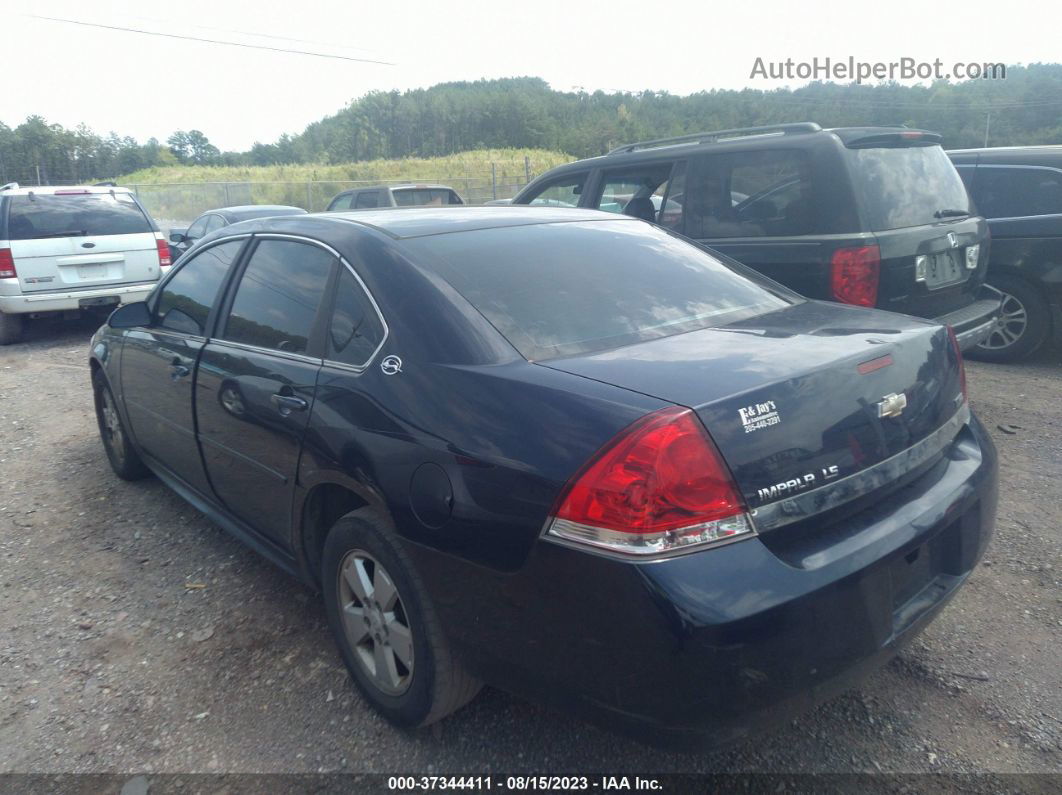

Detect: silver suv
[325, 184, 464, 211]
[0, 183, 170, 344]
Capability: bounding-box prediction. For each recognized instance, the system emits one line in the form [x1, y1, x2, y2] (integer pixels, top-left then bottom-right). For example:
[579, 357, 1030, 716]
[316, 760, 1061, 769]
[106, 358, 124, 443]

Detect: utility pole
[983, 111, 991, 147]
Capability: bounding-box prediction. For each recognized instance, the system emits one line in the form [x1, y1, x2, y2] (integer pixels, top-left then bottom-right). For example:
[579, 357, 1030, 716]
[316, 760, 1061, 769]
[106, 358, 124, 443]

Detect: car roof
[318, 206, 631, 239]
[209, 205, 307, 222]
[948, 145, 1062, 156]
[0, 184, 134, 197]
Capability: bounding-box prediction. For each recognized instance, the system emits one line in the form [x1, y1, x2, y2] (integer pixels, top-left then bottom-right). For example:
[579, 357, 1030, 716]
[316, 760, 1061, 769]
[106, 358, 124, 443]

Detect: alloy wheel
[980, 290, 1028, 351]
[337, 550, 414, 695]
[100, 389, 125, 467]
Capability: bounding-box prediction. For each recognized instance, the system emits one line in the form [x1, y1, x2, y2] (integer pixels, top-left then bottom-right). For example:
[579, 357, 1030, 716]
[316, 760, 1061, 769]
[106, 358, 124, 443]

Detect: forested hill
[3, 64, 1061, 183]
[286, 66, 1062, 163]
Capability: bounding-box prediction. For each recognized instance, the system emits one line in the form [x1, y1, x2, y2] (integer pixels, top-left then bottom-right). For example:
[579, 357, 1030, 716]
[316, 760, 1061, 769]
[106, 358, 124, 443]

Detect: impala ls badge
[380, 355, 403, 376]
[877, 392, 907, 418]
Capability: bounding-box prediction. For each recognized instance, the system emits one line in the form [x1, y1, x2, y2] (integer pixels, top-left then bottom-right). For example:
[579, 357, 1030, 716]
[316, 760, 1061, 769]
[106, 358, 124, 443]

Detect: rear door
[5, 191, 162, 292]
[120, 238, 245, 494]
[195, 236, 335, 548]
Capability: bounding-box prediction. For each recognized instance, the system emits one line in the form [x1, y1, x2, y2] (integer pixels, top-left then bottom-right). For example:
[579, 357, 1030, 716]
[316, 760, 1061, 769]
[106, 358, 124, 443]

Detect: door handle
[169, 358, 191, 380]
[271, 393, 308, 415]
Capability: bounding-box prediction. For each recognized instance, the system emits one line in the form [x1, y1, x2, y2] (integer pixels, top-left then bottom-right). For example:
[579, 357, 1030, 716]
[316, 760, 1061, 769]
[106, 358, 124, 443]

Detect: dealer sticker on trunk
[739, 400, 781, 433]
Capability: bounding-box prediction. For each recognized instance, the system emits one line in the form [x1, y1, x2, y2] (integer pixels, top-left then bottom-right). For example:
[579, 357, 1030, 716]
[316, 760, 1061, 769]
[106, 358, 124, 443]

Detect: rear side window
[592, 162, 678, 224]
[221, 239, 334, 355]
[327, 267, 386, 367]
[408, 219, 795, 360]
[6, 193, 152, 240]
[846, 145, 971, 230]
[354, 191, 380, 209]
[156, 240, 243, 336]
[686, 150, 817, 238]
[392, 188, 461, 206]
[520, 174, 587, 208]
[973, 167, 1062, 218]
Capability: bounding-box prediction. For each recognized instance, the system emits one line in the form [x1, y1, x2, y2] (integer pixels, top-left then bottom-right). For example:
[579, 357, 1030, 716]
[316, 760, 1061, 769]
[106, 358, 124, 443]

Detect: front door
[195, 237, 335, 547]
[120, 239, 245, 493]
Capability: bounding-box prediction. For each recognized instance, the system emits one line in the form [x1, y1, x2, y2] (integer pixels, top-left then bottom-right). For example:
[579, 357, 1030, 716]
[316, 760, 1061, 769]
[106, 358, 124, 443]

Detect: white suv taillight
[0, 248, 16, 279]
[545, 407, 754, 556]
[965, 243, 980, 270]
[155, 233, 172, 270]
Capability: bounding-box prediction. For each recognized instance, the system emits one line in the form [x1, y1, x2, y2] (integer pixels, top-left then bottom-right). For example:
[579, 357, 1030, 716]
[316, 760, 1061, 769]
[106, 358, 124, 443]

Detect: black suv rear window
[408, 219, 795, 360]
[6, 193, 152, 240]
[846, 145, 971, 230]
[393, 189, 462, 206]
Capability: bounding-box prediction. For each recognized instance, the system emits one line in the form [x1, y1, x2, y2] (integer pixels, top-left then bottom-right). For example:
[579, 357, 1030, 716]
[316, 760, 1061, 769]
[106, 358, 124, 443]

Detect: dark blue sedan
[89, 207, 997, 747]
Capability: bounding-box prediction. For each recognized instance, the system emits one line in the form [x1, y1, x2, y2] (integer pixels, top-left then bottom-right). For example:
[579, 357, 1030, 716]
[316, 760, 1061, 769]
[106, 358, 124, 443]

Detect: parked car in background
[0, 183, 170, 345]
[90, 206, 996, 747]
[325, 185, 464, 211]
[168, 205, 306, 259]
[949, 146, 1062, 361]
[513, 123, 1001, 351]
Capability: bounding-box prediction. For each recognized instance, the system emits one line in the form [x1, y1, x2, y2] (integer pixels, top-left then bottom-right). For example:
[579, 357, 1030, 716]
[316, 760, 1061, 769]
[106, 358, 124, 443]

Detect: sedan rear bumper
[415, 413, 998, 748]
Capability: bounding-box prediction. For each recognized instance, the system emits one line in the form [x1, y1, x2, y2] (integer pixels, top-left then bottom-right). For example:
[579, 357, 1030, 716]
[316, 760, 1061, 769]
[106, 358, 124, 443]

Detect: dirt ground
[0, 315, 1059, 783]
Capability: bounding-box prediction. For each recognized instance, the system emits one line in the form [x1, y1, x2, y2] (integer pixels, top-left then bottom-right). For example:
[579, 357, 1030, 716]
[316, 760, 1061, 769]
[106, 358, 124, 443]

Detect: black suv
[513, 123, 1000, 349]
[950, 146, 1062, 361]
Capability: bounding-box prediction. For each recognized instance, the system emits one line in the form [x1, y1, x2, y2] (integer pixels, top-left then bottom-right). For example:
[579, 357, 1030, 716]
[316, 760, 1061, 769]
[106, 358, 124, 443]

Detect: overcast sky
[2, 0, 1055, 152]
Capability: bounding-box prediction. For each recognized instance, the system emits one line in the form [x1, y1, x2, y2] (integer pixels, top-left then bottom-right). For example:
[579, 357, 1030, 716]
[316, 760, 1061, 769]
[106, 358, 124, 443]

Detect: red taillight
[547, 407, 753, 555]
[0, 248, 15, 279]
[155, 237, 172, 268]
[947, 326, 968, 403]
[830, 245, 880, 307]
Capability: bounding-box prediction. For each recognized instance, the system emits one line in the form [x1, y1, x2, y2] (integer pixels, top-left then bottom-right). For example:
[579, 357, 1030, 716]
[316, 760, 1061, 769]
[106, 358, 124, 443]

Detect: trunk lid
[542, 301, 965, 512]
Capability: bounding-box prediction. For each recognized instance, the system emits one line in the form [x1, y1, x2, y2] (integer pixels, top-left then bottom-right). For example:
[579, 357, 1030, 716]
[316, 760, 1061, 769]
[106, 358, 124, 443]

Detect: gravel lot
[0, 315, 1059, 784]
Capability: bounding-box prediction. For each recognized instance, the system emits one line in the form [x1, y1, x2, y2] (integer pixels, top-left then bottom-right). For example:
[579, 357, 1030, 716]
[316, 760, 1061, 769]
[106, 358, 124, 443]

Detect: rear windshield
[5, 193, 153, 240]
[393, 188, 462, 207]
[407, 219, 796, 360]
[846, 145, 971, 230]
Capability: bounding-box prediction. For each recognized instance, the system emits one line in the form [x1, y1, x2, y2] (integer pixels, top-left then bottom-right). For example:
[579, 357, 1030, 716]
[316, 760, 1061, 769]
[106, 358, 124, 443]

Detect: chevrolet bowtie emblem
[877, 392, 908, 418]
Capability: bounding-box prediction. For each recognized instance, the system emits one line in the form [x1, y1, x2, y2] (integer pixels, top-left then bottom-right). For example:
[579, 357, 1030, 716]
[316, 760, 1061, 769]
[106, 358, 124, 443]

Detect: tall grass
[120, 148, 575, 223]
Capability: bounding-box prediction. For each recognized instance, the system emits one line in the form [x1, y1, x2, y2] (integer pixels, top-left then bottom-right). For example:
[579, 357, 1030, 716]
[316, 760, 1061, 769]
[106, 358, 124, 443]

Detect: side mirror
[169, 228, 187, 244]
[108, 301, 152, 329]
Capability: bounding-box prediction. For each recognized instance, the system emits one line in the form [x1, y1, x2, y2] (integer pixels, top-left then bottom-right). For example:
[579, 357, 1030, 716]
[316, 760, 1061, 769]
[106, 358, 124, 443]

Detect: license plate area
[78, 295, 120, 309]
[925, 250, 967, 289]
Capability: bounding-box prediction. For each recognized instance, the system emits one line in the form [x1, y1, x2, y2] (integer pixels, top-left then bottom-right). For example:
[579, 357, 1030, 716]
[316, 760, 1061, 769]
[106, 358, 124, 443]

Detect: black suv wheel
[970, 276, 1050, 363]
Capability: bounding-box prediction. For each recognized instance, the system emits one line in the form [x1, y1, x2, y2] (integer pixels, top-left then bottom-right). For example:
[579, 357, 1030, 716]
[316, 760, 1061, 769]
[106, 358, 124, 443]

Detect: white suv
[0, 183, 171, 344]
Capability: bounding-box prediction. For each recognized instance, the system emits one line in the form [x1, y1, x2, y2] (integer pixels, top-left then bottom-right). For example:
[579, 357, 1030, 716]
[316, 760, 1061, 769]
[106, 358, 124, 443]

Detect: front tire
[0, 311, 23, 345]
[970, 276, 1050, 363]
[92, 370, 151, 480]
[322, 508, 481, 728]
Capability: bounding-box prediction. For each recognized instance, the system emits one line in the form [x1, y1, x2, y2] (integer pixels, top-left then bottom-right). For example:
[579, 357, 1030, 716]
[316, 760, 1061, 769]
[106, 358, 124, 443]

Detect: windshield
[5, 193, 153, 239]
[846, 145, 971, 230]
[407, 219, 796, 360]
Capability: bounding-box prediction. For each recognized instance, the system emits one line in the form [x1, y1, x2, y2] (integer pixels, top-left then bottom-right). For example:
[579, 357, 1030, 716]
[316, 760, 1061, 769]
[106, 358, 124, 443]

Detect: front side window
[686, 150, 817, 238]
[592, 162, 677, 224]
[221, 239, 334, 355]
[408, 219, 795, 360]
[329, 193, 353, 211]
[185, 215, 210, 241]
[519, 173, 587, 208]
[327, 267, 386, 367]
[392, 188, 462, 206]
[6, 192, 152, 240]
[354, 191, 381, 209]
[204, 215, 227, 234]
[974, 167, 1062, 219]
[155, 240, 243, 335]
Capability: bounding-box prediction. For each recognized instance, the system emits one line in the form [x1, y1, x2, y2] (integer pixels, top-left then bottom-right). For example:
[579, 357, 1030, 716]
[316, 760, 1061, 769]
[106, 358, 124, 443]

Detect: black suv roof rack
[608, 122, 822, 155]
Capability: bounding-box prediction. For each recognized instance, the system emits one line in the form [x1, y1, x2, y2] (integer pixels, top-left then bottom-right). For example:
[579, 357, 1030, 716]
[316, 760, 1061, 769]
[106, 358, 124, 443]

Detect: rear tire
[969, 276, 1050, 363]
[0, 311, 23, 345]
[92, 370, 151, 480]
[322, 508, 481, 728]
